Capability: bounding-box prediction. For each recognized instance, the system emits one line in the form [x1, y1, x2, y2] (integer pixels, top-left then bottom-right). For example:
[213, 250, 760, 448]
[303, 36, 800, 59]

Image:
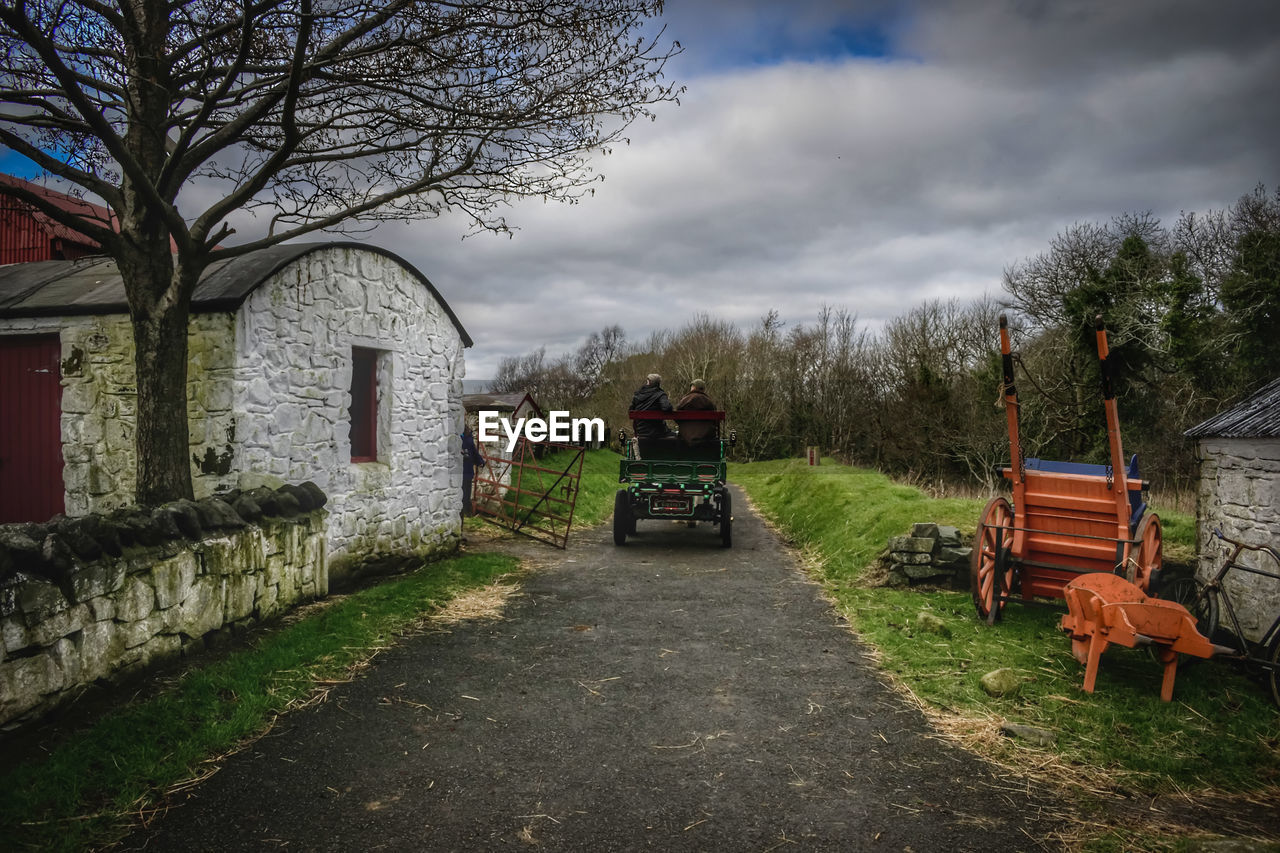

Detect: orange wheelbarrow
[1059, 573, 1231, 701]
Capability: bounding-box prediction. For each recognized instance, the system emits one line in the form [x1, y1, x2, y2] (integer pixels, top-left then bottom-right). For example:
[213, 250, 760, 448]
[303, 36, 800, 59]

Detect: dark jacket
[461, 431, 484, 479]
[630, 382, 674, 439]
[675, 390, 717, 443]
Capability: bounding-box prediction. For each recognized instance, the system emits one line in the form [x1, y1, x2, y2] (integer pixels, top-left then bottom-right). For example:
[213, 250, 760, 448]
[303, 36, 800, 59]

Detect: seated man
[675, 378, 717, 445]
[630, 372, 675, 440]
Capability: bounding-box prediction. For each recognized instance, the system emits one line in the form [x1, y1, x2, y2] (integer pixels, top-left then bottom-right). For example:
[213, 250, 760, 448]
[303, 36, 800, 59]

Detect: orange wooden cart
[971, 315, 1163, 624]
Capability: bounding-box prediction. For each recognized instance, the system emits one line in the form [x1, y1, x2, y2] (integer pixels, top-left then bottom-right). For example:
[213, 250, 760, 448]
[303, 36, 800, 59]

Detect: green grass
[735, 457, 1278, 795]
[0, 551, 519, 853]
[562, 447, 625, 526]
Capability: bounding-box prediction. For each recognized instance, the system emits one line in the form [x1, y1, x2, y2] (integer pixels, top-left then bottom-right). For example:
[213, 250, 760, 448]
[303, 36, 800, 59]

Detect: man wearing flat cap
[630, 372, 675, 439]
[675, 378, 717, 445]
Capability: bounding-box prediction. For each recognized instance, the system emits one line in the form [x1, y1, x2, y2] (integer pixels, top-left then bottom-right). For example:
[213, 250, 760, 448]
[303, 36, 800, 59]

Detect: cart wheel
[1127, 514, 1162, 592]
[719, 490, 733, 548]
[971, 497, 1014, 623]
[613, 489, 631, 546]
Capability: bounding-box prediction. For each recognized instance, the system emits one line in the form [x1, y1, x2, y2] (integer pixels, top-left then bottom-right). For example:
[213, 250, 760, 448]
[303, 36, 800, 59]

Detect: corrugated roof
[0, 242, 471, 346]
[462, 392, 540, 413]
[0, 174, 117, 249]
[1185, 377, 1280, 439]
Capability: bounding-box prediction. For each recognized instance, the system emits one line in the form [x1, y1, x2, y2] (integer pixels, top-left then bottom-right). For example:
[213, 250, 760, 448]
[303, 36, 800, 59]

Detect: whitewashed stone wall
[0, 506, 326, 728]
[1195, 437, 1280, 643]
[229, 247, 465, 579]
[0, 314, 237, 516]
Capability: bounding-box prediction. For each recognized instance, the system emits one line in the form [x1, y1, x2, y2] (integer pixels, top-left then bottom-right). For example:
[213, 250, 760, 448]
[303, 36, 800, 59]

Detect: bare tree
[0, 0, 681, 504]
[573, 324, 627, 399]
[491, 348, 548, 396]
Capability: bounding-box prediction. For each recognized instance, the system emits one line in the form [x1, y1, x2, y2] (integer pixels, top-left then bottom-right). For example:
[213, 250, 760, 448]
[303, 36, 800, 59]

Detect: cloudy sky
[5, 1, 1278, 381]
[371, 0, 1280, 379]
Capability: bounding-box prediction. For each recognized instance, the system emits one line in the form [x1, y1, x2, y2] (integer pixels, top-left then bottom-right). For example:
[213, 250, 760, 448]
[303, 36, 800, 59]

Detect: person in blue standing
[461, 425, 485, 520]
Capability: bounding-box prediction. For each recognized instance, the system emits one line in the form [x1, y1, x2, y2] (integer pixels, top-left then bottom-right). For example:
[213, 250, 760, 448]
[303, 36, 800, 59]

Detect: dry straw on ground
[428, 577, 523, 626]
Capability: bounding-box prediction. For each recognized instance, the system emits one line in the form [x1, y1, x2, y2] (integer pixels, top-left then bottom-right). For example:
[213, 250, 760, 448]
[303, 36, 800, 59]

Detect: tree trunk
[117, 247, 197, 506]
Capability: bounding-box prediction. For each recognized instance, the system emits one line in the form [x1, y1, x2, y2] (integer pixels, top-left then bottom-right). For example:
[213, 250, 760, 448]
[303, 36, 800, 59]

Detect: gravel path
[119, 486, 1068, 851]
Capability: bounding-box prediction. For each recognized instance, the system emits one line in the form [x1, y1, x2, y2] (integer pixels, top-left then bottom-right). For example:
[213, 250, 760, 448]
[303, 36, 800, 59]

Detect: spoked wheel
[719, 489, 733, 548]
[613, 489, 631, 546]
[1127, 514, 1162, 592]
[1160, 575, 1220, 639]
[971, 496, 1014, 624]
[1155, 575, 1219, 667]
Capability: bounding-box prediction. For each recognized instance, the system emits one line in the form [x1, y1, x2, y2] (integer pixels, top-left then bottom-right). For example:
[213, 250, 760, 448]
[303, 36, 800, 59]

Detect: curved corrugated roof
[1185, 377, 1280, 439]
[0, 174, 116, 249]
[0, 242, 471, 346]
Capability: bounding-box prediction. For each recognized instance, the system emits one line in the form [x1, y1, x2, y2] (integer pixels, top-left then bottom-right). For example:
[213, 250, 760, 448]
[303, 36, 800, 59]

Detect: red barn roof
[0, 174, 117, 261]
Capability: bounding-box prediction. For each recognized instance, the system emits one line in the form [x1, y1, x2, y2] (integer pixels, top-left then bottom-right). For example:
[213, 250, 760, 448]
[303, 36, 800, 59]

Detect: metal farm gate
[0, 334, 65, 523]
[472, 438, 585, 549]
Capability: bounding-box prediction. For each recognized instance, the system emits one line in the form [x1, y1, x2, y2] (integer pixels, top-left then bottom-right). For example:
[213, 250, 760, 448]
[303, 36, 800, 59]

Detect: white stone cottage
[0, 242, 472, 580]
[1185, 377, 1280, 643]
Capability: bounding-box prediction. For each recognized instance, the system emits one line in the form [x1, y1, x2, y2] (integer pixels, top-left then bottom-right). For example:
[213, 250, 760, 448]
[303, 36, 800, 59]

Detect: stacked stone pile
[885, 523, 972, 589]
[0, 483, 327, 728]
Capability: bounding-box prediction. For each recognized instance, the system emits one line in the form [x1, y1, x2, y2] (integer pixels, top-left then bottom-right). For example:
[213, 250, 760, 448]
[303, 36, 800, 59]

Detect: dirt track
[119, 486, 1071, 851]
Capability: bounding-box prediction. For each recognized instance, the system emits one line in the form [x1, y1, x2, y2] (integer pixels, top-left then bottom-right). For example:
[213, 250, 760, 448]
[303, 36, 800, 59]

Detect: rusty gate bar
[471, 438, 585, 549]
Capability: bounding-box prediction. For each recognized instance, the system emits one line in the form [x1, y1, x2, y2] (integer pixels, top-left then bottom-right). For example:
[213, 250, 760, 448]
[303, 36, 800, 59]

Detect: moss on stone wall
[0, 483, 329, 728]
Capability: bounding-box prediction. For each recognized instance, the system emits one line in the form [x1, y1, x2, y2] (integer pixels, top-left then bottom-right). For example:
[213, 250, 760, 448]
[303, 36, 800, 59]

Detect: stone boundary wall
[0, 484, 328, 728]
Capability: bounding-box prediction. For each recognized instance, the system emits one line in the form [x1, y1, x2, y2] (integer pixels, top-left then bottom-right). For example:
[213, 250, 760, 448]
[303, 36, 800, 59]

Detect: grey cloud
[901, 0, 1280, 80]
[251, 2, 1280, 380]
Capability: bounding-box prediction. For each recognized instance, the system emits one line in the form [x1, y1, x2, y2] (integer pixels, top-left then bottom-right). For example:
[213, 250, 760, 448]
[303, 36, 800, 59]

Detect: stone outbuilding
[462, 391, 543, 443]
[0, 242, 472, 580]
[1185, 377, 1280, 643]
[460, 391, 544, 503]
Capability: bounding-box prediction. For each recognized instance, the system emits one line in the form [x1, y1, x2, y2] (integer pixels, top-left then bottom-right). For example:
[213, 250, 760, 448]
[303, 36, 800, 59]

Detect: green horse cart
[614, 410, 734, 547]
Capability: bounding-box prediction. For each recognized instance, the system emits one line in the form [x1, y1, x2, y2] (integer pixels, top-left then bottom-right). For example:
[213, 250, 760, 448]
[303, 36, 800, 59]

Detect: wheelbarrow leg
[1082, 632, 1107, 694]
[1157, 646, 1178, 702]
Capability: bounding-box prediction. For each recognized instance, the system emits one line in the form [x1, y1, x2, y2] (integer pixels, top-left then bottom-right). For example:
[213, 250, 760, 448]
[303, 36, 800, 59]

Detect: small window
[349, 347, 378, 462]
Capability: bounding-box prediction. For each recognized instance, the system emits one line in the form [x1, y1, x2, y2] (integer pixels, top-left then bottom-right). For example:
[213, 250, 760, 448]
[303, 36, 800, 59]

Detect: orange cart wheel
[1128, 514, 1162, 592]
[971, 496, 1015, 623]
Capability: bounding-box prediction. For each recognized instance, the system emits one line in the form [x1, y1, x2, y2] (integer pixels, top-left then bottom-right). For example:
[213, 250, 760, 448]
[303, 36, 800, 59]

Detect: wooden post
[999, 315, 1027, 558]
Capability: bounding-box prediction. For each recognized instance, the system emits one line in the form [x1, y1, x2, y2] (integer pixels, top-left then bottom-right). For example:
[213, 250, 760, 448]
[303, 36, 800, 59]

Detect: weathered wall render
[0, 484, 327, 728]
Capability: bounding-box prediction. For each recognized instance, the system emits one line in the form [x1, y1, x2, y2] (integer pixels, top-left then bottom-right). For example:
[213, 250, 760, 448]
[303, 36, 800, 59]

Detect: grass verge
[734, 458, 1279, 798]
[558, 447, 625, 527]
[0, 551, 520, 853]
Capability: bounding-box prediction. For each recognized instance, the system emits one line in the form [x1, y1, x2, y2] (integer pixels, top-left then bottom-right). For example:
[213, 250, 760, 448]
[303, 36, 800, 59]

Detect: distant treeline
[492, 184, 1280, 494]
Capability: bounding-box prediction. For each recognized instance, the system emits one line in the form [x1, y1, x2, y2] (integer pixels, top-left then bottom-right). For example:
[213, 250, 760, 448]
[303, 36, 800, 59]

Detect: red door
[0, 335, 65, 522]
